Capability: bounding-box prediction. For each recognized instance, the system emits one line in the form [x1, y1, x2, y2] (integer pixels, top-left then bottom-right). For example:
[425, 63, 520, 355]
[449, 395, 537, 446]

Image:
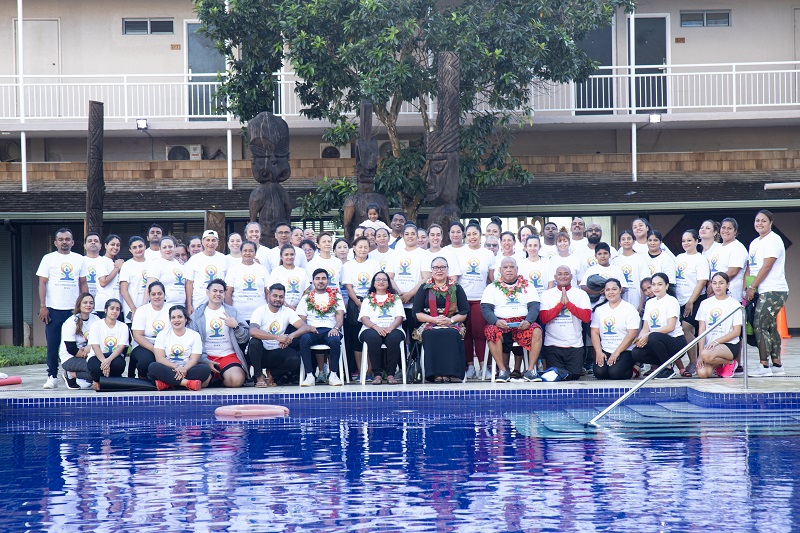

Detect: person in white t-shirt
[590, 278, 640, 380]
[517, 235, 553, 297]
[184, 230, 229, 315]
[483, 235, 500, 256]
[266, 222, 307, 272]
[248, 284, 309, 387]
[37, 227, 88, 389]
[306, 232, 343, 290]
[674, 229, 710, 376]
[146, 236, 187, 307]
[87, 298, 130, 385]
[94, 234, 123, 316]
[569, 217, 589, 252]
[388, 212, 407, 250]
[342, 236, 381, 381]
[148, 305, 211, 391]
[426, 224, 462, 282]
[552, 231, 580, 282]
[539, 266, 592, 380]
[390, 223, 432, 323]
[297, 269, 346, 387]
[613, 230, 648, 313]
[226, 232, 243, 265]
[540, 222, 559, 259]
[119, 236, 150, 323]
[717, 217, 749, 303]
[368, 228, 396, 273]
[130, 281, 170, 379]
[645, 230, 676, 283]
[59, 292, 99, 389]
[245, 221, 271, 267]
[224, 240, 269, 322]
[745, 210, 790, 376]
[358, 271, 406, 385]
[480, 257, 543, 383]
[268, 244, 309, 310]
[82, 232, 104, 298]
[143, 224, 163, 261]
[632, 273, 687, 380]
[580, 243, 626, 308]
[699, 219, 722, 280]
[696, 272, 743, 379]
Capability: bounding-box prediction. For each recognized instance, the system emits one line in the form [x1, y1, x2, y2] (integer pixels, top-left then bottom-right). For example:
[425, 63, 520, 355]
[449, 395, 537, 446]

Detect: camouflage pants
[755, 291, 789, 361]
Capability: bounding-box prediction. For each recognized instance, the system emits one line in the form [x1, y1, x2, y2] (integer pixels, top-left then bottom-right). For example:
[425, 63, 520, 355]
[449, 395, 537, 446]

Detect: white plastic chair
[488, 342, 530, 383]
[360, 340, 407, 385]
[299, 336, 349, 385]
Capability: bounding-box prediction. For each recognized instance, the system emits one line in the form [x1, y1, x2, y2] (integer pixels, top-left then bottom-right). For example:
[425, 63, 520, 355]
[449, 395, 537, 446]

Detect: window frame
[679, 10, 731, 28]
[122, 18, 175, 35]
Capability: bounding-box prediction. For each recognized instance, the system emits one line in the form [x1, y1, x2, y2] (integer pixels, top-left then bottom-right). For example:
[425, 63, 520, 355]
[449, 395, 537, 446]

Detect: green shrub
[0, 346, 47, 368]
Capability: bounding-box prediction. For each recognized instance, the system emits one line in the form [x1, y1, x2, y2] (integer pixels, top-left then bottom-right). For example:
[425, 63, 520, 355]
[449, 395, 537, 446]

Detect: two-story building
[2, 0, 800, 344]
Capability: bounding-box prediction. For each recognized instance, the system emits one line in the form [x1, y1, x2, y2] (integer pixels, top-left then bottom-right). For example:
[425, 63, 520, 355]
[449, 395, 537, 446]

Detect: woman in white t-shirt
[226, 232, 243, 265]
[591, 279, 640, 380]
[146, 236, 187, 307]
[94, 234, 124, 317]
[517, 235, 552, 297]
[60, 292, 99, 389]
[645, 230, 676, 283]
[130, 281, 170, 380]
[87, 298, 129, 384]
[696, 273, 743, 379]
[745, 209, 790, 376]
[119, 236, 150, 323]
[224, 240, 269, 322]
[717, 217, 749, 303]
[268, 244, 309, 310]
[675, 229, 710, 376]
[613, 230, 648, 313]
[552, 230, 580, 282]
[343, 236, 381, 381]
[358, 271, 405, 385]
[632, 273, 687, 380]
[148, 305, 211, 391]
[699, 219, 722, 280]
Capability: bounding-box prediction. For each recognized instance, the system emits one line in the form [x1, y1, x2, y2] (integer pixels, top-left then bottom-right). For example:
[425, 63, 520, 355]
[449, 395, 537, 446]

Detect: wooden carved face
[248, 113, 291, 183]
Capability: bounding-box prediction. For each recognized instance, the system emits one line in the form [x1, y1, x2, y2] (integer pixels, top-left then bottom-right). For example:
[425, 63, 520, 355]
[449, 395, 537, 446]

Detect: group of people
[36, 209, 788, 390]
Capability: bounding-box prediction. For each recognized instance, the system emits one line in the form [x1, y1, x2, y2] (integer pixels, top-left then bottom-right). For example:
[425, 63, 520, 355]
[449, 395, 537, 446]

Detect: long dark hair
[367, 271, 397, 296]
[73, 292, 94, 336]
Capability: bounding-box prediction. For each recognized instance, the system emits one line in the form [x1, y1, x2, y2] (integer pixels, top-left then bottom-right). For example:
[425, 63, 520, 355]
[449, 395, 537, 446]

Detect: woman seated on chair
[359, 271, 405, 385]
[412, 257, 470, 383]
[695, 272, 743, 378]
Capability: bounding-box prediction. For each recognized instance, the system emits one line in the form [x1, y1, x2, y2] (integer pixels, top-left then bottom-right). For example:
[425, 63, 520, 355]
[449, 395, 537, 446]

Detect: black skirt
[421, 327, 466, 380]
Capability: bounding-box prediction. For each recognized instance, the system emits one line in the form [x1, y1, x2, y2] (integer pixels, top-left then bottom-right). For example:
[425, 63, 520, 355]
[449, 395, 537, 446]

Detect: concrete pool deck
[1, 339, 798, 400]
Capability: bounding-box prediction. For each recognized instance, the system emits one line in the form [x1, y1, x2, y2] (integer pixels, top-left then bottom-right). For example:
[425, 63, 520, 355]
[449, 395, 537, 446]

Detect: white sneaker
[465, 365, 477, 379]
[43, 376, 58, 389]
[748, 364, 772, 377]
[76, 378, 94, 389]
[328, 372, 343, 386]
[301, 374, 316, 387]
[771, 365, 786, 376]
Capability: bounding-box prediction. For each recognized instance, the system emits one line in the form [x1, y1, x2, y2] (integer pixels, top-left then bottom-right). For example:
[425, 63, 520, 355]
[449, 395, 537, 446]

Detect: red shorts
[208, 353, 243, 381]
[484, 317, 541, 351]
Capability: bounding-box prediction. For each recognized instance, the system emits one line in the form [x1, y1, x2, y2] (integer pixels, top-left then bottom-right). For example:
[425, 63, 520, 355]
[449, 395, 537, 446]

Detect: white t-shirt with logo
[203, 306, 235, 356]
[82, 255, 106, 298]
[358, 293, 405, 337]
[255, 246, 271, 269]
[131, 303, 170, 348]
[342, 259, 381, 299]
[391, 247, 433, 308]
[267, 245, 307, 272]
[715, 240, 749, 302]
[368, 248, 396, 274]
[268, 266, 309, 308]
[36, 251, 87, 310]
[696, 296, 743, 345]
[154, 327, 204, 365]
[427, 248, 462, 277]
[642, 295, 683, 337]
[305, 255, 344, 289]
[612, 252, 649, 311]
[119, 258, 150, 320]
[701, 242, 723, 275]
[185, 252, 229, 308]
[540, 244, 558, 260]
[516, 257, 553, 297]
[297, 290, 345, 329]
[540, 286, 591, 347]
[148, 258, 188, 306]
[674, 252, 710, 306]
[646, 252, 676, 284]
[453, 246, 495, 300]
[250, 304, 301, 350]
[93, 256, 120, 312]
[87, 319, 130, 360]
[224, 262, 269, 321]
[748, 232, 789, 293]
[480, 279, 540, 320]
[590, 300, 640, 353]
[582, 264, 626, 288]
[59, 313, 100, 364]
[549, 254, 581, 285]
[574, 246, 619, 283]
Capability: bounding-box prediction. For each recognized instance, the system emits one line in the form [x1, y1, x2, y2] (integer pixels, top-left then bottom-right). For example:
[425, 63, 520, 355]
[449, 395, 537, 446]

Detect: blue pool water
[1, 398, 800, 532]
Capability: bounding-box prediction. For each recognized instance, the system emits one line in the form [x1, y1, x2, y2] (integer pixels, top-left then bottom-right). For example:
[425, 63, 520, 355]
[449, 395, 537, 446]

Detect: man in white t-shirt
[82, 232, 104, 298]
[245, 221, 271, 266]
[540, 222, 559, 259]
[574, 224, 618, 282]
[297, 269, 346, 386]
[248, 283, 310, 386]
[569, 217, 589, 252]
[184, 230, 230, 315]
[144, 224, 163, 261]
[388, 212, 406, 250]
[481, 258, 543, 383]
[539, 266, 592, 380]
[267, 222, 307, 271]
[37, 227, 88, 389]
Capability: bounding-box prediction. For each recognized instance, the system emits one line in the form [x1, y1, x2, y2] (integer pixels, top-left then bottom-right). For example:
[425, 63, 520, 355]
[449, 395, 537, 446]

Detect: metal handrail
[589, 305, 746, 427]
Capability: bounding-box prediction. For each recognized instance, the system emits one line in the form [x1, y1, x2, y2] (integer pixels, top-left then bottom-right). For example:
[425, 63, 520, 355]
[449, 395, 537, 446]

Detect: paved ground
[1, 339, 798, 400]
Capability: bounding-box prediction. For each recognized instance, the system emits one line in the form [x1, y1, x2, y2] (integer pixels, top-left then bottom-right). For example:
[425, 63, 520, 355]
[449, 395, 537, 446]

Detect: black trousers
[359, 328, 405, 374]
[148, 362, 212, 387]
[130, 346, 156, 379]
[593, 350, 635, 380]
[247, 338, 302, 384]
[542, 346, 584, 381]
[87, 353, 127, 382]
[632, 332, 688, 367]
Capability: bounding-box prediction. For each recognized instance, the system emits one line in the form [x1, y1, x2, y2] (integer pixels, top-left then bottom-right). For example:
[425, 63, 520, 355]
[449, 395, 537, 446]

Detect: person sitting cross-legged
[297, 269, 346, 386]
[481, 257, 543, 383]
[149, 305, 212, 391]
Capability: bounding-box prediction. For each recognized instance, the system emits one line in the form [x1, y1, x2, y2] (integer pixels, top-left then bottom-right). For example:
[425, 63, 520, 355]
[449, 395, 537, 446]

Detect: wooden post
[205, 210, 227, 253]
[85, 101, 105, 236]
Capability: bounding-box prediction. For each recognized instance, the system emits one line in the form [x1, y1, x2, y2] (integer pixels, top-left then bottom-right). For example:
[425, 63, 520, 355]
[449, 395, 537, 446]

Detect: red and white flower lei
[368, 291, 398, 310]
[305, 287, 339, 316]
[493, 276, 529, 299]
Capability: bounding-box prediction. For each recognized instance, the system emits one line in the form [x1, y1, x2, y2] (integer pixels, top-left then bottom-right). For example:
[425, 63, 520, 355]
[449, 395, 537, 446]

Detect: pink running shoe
[716, 361, 738, 378]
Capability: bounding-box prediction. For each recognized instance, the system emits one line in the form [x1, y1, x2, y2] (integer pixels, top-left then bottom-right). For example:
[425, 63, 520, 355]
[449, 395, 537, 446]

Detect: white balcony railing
[3, 61, 800, 123]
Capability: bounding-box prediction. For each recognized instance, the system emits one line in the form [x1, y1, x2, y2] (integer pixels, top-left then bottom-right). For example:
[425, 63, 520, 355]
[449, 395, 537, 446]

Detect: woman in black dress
[412, 256, 470, 382]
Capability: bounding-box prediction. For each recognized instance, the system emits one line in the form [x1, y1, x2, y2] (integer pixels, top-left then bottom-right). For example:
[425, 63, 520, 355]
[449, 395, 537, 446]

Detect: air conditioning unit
[0, 140, 21, 162]
[319, 143, 351, 158]
[166, 144, 203, 161]
[379, 139, 409, 158]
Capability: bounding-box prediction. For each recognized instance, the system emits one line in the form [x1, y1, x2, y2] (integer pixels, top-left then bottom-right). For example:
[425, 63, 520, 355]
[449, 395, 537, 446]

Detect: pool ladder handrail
[589, 305, 747, 427]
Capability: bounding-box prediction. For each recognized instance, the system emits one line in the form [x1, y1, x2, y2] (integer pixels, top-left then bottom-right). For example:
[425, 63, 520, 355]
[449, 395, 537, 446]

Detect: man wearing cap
[184, 230, 230, 315]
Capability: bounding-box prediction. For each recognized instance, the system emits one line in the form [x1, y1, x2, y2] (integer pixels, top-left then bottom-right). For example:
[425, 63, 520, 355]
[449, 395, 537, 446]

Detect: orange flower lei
[493, 275, 529, 299]
[368, 291, 398, 310]
[305, 287, 339, 316]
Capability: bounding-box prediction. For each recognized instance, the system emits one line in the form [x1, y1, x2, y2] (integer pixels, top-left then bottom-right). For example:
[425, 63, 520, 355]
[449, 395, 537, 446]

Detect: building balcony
[4, 61, 800, 134]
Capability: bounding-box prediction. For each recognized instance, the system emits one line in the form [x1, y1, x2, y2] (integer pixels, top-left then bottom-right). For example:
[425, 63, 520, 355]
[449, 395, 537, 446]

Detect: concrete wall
[40, 135, 240, 162]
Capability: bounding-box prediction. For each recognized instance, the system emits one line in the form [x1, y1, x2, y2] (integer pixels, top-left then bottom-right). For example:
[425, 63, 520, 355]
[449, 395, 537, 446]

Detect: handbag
[405, 341, 422, 384]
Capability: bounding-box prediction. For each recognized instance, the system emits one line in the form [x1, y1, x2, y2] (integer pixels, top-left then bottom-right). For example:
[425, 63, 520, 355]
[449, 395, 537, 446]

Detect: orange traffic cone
[777, 307, 791, 339]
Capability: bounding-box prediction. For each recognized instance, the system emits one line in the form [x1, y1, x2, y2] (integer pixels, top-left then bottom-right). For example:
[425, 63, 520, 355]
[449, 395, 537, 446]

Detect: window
[123, 18, 174, 35]
[680, 10, 730, 27]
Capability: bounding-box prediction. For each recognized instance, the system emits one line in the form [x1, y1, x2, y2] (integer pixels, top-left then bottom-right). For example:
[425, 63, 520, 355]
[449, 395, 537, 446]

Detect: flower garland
[305, 287, 339, 317]
[423, 277, 457, 301]
[368, 291, 398, 310]
[493, 275, 528, 299]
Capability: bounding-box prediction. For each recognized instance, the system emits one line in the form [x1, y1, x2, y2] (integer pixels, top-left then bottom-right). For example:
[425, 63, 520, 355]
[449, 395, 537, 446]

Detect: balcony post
[227, 128, 233, 190]
[16, 0, 25, 124]
[631, 123, 637, 183]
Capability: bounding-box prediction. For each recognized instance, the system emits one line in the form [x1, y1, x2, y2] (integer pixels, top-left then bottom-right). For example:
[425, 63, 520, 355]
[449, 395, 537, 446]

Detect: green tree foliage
[298, 176, 358, 225]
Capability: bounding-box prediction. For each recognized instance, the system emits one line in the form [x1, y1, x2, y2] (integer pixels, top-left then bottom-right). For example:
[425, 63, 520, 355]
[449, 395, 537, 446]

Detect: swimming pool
[1, 392, 799, 532]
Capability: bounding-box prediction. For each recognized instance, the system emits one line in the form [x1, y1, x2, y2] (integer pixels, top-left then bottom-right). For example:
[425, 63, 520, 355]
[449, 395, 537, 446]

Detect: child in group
[638, 277, 654, 376]
[359, 204, 391, 233]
